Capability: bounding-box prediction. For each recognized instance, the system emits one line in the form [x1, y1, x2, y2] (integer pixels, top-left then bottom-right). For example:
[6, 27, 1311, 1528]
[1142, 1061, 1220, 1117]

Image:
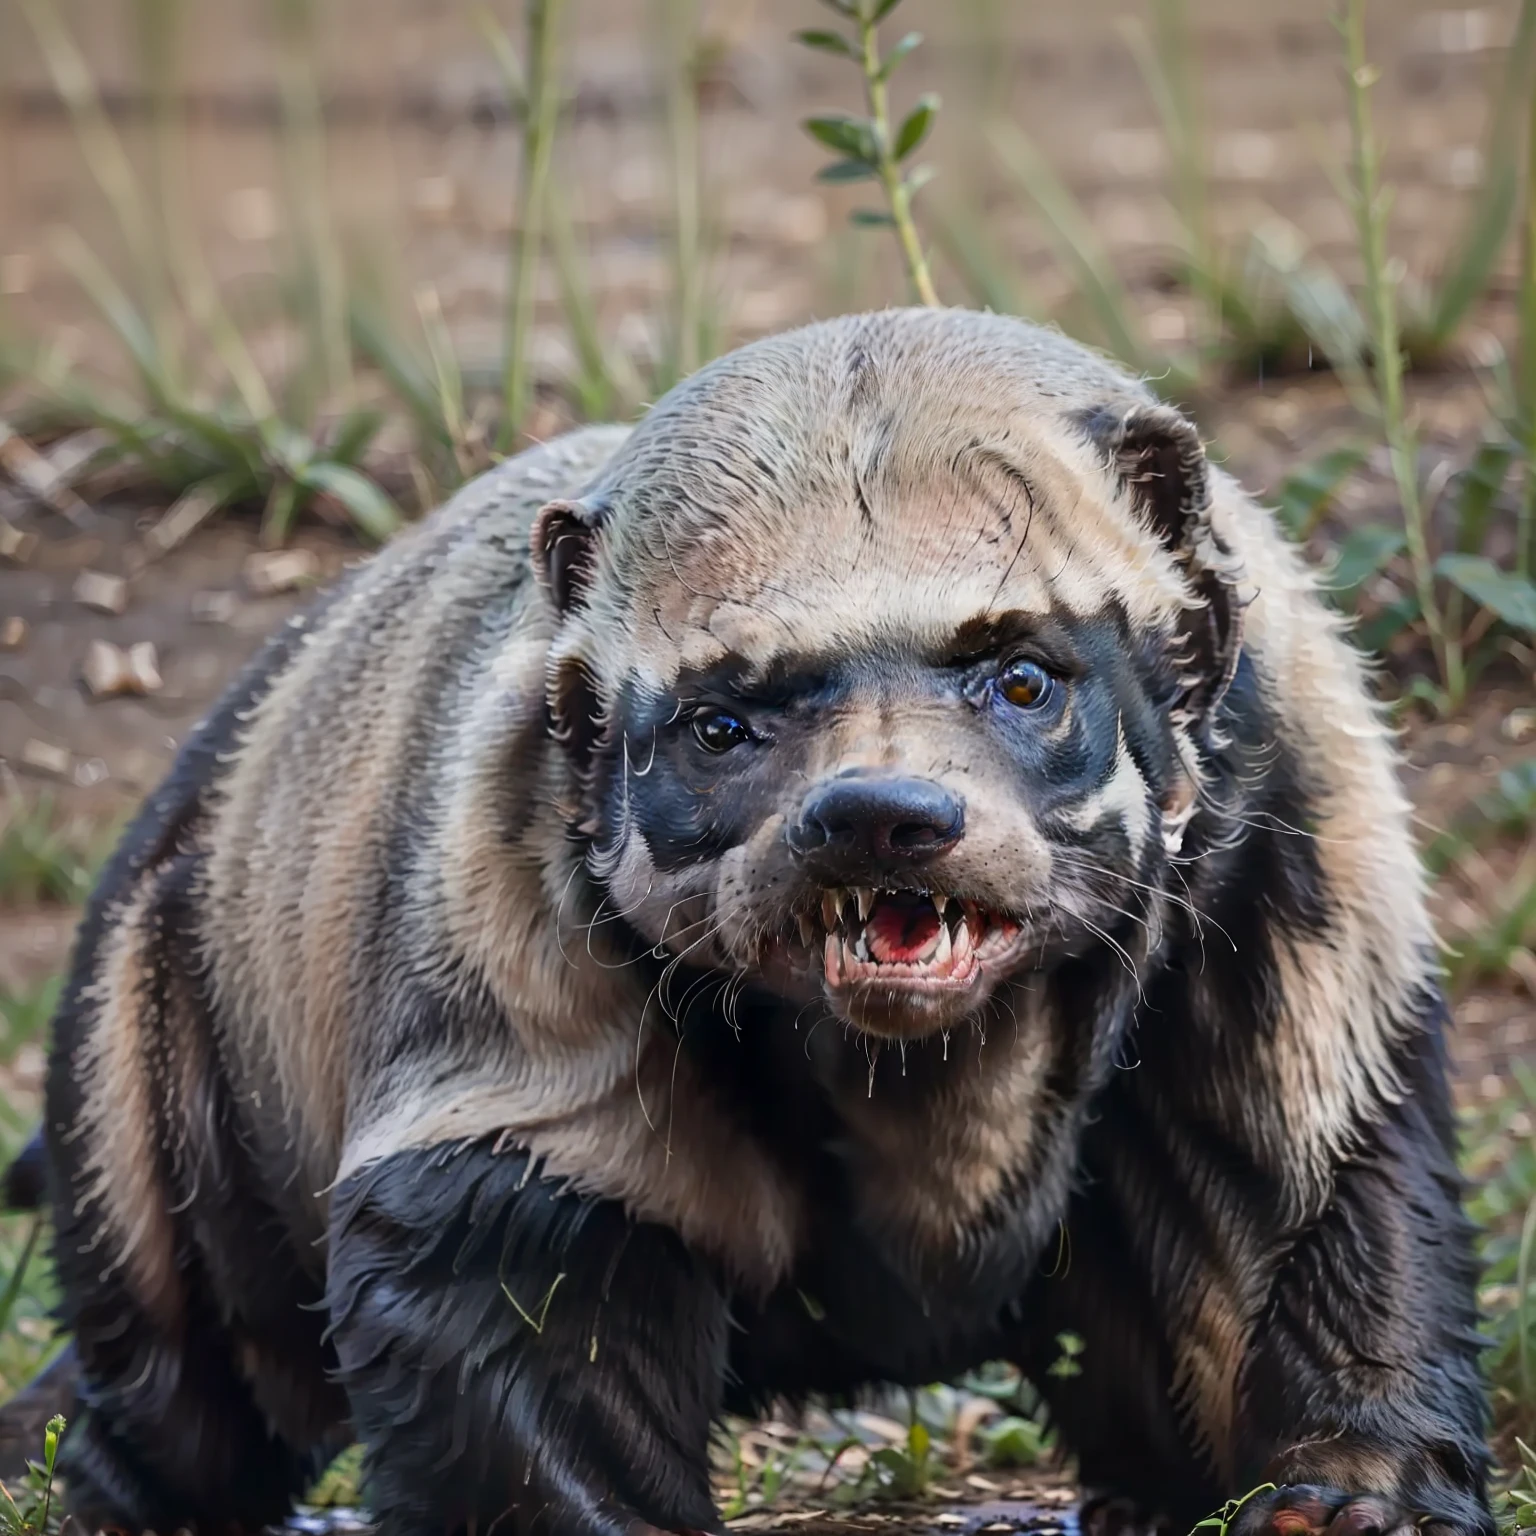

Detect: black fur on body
[10, 312, 1488, 1536]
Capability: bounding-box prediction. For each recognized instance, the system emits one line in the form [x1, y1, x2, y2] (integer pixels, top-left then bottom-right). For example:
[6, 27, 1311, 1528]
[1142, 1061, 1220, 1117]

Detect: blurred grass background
[0, 0, 1534, 1524]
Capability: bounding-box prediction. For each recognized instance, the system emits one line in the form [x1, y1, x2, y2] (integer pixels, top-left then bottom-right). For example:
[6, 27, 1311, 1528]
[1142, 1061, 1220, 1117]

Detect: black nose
[787, 774, 965, 875]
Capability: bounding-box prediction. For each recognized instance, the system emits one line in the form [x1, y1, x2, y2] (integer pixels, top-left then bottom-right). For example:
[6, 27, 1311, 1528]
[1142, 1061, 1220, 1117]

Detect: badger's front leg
[1219, 1018, 1490, 1536]
[326, 1137, 727, 1536]
[1022, 992, 1490, 1536]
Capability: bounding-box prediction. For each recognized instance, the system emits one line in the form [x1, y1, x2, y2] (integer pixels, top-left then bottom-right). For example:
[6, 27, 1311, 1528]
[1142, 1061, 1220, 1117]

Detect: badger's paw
[1080, 1492, 1182, 1536]
[1225, 1484, 1493, 1536]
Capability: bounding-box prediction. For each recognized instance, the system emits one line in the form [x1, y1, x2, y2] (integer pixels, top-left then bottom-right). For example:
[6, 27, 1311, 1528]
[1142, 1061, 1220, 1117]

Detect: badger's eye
[691, 708, 752, 753]
[998, 658, 1054, 710]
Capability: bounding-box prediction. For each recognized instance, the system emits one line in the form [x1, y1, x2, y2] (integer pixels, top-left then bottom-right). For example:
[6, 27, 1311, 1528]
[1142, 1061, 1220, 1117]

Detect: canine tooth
[855, 887, 874, 922]
[797, 913, 815, 947]
[933, 921, 952, 967]
[953, 919, 973, 965]
[822, 889, 843, 931]
[854, 931, 871, 963]
[934, 893, 950, 916]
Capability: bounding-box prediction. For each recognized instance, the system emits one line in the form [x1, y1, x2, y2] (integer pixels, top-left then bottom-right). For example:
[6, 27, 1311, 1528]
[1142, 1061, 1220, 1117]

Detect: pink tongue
[865, 902, 941, 963]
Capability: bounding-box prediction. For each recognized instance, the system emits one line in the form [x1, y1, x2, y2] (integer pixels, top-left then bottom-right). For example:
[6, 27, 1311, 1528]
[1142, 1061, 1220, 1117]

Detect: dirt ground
[1, 1, 1534, 1528]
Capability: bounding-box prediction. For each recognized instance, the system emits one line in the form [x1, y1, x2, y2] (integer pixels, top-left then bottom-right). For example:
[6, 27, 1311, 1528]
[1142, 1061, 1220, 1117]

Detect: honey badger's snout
[786, 772, 965, 881]
[779, 770, 1022, 1034]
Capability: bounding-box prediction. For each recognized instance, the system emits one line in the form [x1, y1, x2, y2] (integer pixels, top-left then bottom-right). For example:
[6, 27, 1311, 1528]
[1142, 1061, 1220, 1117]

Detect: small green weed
[1424, 760, 1536, 993]
[1497, 1437, 1536, 1535]
[0, 978, 62, 1066]
[1188, 1485, 1278, 1536]
[975, 0, 1534, 392]
[496, 0, 566, 449]
[1273, 443, 1369, 542]
[956, 1361, 1056, 1470]
[0, 799, 112, 910]
[306, 1443, 365, 1509]
[975, 1412, 1050, 1470]
[798, 0, 941, 307]
[1046, 1331, 1084, 1379]
[832, 1409, 934, 1504]
[718, 1431, 810, 1519]
[0, 1198, 59, 1409]
[17, 0, 401, 547]
[1464, 1064, 1536, 1451]
[1256, 4, 1536, 710]
[0, 1414, 65, 1536]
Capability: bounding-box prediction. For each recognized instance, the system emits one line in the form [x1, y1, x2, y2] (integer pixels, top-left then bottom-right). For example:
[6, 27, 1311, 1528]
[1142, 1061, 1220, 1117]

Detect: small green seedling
[0, 1414, 66, 1536]
[1188, 1484, 1277, 1536]
[1047, 1330, 1085, 1378]
[797, 0, 940, 306]
[1498, 1437, 1536, 1535]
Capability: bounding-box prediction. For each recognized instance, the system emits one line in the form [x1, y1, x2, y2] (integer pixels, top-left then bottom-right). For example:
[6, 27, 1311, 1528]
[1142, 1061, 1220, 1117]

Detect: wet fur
[23, 312, 1487, 1535]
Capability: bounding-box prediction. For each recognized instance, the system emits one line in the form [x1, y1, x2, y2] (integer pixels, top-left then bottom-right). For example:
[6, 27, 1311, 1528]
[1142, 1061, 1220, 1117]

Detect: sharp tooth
[824, 932, 842, 983]
[854, 931, 871, 963]
[822, 889, 842, 931]
[934, 893, 950, 916]
[797, 913, 815, 947]
[953, 918, 974, 965]
[855, 887, 874, 922]
[933, 920, 952, 968]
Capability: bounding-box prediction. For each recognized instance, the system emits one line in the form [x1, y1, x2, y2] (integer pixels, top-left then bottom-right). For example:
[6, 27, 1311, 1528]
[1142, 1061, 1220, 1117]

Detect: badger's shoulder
[191, 425, 634, 1189]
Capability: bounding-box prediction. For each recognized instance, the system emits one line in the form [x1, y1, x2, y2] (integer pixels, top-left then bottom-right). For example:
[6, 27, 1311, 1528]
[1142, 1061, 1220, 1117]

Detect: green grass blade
[51, 232, 170, 407]
[262, 478, 305, 549]
[0, 1217, 43, 1341]
[298, 461, 402, 543]
[348, 296, 453, 453]
[481, 4, 630, 421]
[413, 286, 473, 478]
[474, 4, 526, 108]
[1422, 0, 1536, 349]
[1453, 439, 1516, 554]
[990, 123, 1151, 373]
[1435, 553, 1536, 632]
[928, 201, 1032, 316]
[1249, 222, 1372, 408]
[1328, 522, 1407, 607]
[499, 0, 567, 445]
[1120, 0, 1218, 351]
[272, 0, 352, 413]
[657, 0, 711, 381]
[1518, 1195, 1536, 1412]
[157, 402, 265, 483]
[18, 0, 177, 381]
[327, 406, 385, 469]
[1274, 443, 1367, 540]
[1523, 0, 1536, 577]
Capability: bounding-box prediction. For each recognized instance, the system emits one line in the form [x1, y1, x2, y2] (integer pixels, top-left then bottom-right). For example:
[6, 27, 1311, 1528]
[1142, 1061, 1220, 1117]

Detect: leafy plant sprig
[0, 1414, 65, 1536]
[1499, 1437, 1536, 1535]
[1337, 0, 1455, 704]
[797, 0, 941, 307]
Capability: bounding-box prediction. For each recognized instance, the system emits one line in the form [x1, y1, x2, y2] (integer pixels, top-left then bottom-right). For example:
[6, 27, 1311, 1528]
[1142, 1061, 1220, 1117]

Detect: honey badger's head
[532, 310, 1243, 1040]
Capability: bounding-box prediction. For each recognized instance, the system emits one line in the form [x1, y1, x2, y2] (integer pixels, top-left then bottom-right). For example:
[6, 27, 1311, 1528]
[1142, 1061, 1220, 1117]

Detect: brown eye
[998, 658, 1053, 710]
[691, 708, 752, 753]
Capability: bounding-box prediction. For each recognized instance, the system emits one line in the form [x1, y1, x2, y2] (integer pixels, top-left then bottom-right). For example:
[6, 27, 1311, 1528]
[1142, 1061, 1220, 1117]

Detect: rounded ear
[1075, 401, 1210, 556]
[531, 494, 610, 616]
[1075, 401, 1244, 727]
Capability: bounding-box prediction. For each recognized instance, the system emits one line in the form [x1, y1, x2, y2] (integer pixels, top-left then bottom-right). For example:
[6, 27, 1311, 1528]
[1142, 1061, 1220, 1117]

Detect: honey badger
[20, 308, 1488, 1536]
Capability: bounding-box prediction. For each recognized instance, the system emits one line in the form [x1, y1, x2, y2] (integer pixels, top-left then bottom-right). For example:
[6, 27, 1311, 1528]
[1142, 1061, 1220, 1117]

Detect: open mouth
[794, 888, 1023, 993]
